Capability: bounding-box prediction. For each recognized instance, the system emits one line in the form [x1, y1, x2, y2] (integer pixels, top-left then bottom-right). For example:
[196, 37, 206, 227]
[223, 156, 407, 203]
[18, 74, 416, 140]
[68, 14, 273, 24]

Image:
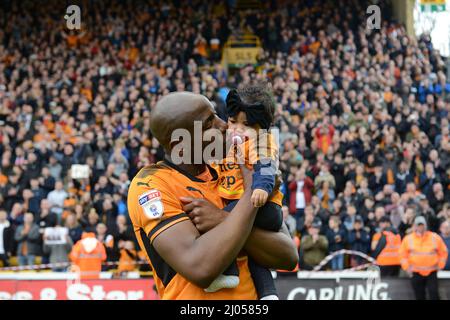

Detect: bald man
[128, 92, 298, 299]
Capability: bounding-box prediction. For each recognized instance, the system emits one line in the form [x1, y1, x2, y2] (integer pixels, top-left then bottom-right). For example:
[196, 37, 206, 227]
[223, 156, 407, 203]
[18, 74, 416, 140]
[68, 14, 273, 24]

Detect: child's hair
[231, 80, 276, 128]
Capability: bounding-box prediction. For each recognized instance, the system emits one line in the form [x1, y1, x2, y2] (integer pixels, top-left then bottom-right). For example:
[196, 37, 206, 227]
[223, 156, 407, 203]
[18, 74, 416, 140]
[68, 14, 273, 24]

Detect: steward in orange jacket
[70, 232, 107, 279]
[117, 241, 138, 273]
[371, 216, 401, 277]
[399, 216, 448, 300]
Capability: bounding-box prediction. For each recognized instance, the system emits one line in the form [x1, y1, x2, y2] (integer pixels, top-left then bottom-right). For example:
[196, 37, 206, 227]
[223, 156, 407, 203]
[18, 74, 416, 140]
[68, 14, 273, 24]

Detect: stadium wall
[2, 272, 450, 300]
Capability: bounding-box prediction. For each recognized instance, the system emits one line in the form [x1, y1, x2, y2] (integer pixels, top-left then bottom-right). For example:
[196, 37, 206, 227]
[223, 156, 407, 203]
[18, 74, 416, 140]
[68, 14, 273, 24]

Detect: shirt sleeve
[371, 232, 381, 246]
[130, 179, 190, 244]
[436, 235, 449, 270]
[252, 159, 276, 194]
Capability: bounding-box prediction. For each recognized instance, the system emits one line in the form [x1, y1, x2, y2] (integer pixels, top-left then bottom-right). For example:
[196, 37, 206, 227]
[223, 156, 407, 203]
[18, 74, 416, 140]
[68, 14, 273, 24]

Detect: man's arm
[436, 235, 448, 270]
[153, 189, 258, 288]
[28, 226, 41, 242]
[318, 236, 329, 250]
[182, 199, 298, 271]
[243, 223, 299, 270]
[301, 236, 314, 250]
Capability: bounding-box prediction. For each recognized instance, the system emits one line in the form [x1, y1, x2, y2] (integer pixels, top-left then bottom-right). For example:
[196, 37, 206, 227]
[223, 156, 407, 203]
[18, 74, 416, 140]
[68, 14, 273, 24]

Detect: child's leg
[214, 201, 282, 295]
[205, 261, 240, 293]
[253, 202, 283, 232]
[248, 256, 278, 299]
[223, 201, 282, 232]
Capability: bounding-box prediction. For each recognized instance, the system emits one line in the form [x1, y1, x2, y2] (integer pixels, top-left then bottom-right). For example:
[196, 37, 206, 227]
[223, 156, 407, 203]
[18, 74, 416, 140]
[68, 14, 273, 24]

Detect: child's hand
[251, 189, 268, 208]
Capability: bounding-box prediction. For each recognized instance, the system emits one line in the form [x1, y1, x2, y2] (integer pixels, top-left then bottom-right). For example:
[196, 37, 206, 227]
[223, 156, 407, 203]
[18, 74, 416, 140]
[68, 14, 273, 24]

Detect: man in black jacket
[4, 173, 23, 212]
[23, 153, 42, 185]
[39, 167, 56, 197]
[395, 160, 414, 194]
[0, 210, 13, 267]
[348, 216, 371, 267]
[417, 194, 440, 233]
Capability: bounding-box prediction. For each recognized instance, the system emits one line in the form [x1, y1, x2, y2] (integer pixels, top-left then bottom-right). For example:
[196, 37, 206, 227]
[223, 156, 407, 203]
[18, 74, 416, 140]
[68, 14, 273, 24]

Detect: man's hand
[180, 197, 227, 234]
[312, 233, 319, 242]
[251, 189, 268, 207]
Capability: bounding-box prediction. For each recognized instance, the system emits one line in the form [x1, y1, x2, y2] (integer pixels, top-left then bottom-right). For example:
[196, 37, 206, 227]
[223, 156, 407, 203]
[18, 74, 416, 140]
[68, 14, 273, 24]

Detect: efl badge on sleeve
[139, 190, 164, 219]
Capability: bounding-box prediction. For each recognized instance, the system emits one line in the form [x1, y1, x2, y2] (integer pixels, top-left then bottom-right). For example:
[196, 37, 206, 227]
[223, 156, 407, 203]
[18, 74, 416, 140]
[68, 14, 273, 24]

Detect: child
[209, 82, 284, 299]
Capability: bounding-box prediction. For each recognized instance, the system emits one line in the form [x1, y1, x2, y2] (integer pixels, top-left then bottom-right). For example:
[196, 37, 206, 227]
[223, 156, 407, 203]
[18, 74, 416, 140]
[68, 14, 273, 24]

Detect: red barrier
[0, 279, 159, 300]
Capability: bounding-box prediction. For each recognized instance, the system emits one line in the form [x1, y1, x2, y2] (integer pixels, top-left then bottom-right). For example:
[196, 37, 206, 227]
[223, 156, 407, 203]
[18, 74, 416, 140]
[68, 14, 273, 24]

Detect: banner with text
[276, 276, 450, 300]
[2, 276, 450, 300]
[0, 279, 158, 300]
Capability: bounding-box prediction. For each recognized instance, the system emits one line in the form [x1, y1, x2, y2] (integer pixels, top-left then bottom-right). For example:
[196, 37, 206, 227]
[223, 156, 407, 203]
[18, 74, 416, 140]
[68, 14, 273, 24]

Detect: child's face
[228, 111, 259, 136]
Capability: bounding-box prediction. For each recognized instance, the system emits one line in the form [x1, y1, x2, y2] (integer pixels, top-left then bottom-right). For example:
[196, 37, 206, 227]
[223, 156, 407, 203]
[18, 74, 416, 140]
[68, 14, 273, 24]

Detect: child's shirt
[211, 133, 283, 206]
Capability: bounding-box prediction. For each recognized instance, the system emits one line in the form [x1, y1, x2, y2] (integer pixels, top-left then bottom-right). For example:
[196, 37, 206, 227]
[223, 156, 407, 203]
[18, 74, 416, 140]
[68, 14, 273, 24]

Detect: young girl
[209, 82, 284, 299]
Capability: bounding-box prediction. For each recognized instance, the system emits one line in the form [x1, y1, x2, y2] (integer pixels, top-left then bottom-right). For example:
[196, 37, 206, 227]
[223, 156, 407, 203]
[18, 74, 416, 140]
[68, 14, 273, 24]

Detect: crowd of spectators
[0, 0, 449, 273]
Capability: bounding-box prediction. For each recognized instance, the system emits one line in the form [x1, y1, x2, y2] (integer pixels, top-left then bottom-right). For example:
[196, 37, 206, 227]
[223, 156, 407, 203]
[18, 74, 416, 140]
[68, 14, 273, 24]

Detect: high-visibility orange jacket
[118, 249, 137, 273]
[399, 231, 448, 276]
[372, 231, 401, 266]
[70, 233, 107, 279]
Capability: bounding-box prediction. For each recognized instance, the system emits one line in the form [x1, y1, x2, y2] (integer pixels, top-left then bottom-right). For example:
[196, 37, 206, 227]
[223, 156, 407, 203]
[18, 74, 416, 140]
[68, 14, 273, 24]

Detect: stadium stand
[0, 0, 449, 278]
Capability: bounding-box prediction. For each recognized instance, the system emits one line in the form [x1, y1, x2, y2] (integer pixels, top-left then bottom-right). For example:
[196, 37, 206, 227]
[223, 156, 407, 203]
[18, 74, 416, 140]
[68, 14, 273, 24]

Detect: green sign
[420, 4, 446, 12]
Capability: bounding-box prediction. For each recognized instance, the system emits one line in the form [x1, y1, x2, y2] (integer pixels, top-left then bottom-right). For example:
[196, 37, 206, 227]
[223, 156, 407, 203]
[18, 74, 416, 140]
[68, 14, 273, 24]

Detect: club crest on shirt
[139, 190, 164, 219]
